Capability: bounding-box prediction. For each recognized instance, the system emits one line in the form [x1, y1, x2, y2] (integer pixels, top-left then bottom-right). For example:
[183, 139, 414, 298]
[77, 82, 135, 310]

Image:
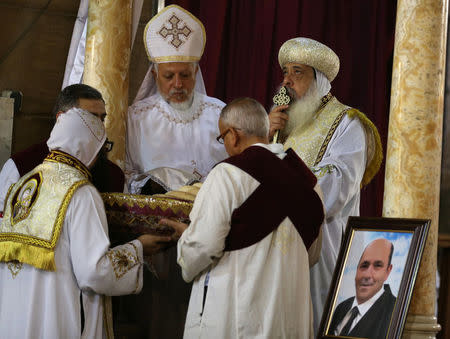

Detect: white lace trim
[131, 95, 222, 125]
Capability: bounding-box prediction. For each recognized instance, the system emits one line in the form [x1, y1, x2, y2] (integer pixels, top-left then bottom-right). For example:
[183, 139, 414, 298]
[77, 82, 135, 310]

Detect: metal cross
[273, 86, 292, 106]
[159, 14, 192, 48]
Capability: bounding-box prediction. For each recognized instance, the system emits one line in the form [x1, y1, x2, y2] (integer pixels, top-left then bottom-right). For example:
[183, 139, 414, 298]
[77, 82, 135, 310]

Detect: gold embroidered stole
[283, 96, 383, 187]
[0, 151, 91, 271]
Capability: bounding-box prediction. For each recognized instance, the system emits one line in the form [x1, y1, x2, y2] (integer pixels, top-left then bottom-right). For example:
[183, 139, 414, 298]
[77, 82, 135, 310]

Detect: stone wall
[0, 0, 152, 157]
[0, 97, 14, 167]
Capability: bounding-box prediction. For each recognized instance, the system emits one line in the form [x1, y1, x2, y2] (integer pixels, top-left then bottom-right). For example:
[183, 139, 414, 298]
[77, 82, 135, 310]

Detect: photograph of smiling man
[328, 231, 413, 339]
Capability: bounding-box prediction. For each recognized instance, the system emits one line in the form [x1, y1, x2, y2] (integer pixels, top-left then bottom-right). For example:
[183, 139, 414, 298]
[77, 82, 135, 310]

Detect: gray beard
[157, 84, 195, 111]
[280, 82, 323, 140]
[159, 90, 199, 122]
[168, 91, 194, 111]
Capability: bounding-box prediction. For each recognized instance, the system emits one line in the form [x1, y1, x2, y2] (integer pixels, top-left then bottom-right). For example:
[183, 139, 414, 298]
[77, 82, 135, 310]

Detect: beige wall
[0, 0, 152, 156]
[440, 9, 450, 235]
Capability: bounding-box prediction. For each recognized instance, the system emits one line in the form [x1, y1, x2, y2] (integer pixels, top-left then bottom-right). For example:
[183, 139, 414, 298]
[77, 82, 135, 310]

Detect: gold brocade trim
[347, 109, 383, 187]
[0, 180, 88, 271]
[103, 296, 114, 339]
[101, 192, 193, 215]
[314, 109, 348, 166]
[130, 242, 141, 294]
[2, 183, 14, 213]
[150, 55, 201, 63]
[283, 96, 346, 168]
[283, 96, 382, 187]
[45, 150, 92, 181]
[320, 92, 333, 108]
[51, 180, 89, 248]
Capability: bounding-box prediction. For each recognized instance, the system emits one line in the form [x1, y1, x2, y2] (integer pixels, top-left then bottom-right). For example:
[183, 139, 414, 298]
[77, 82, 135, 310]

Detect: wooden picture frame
[317, 216, 430, 339]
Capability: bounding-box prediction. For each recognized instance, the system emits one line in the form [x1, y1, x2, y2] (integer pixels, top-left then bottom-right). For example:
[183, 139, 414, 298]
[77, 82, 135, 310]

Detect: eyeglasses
[216, 127, 243, 144]
[103, 139, 114, 153]
[216, 129, 231, 144]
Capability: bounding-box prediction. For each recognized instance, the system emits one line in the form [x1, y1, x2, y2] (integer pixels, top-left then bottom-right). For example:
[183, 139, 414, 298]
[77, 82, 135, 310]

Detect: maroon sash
[222, 146, 324, 252]
[11, 141, 125, 193]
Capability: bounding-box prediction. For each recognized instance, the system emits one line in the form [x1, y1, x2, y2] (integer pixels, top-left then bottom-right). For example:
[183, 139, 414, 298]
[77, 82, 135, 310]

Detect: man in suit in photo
[328, 238, 396, 338]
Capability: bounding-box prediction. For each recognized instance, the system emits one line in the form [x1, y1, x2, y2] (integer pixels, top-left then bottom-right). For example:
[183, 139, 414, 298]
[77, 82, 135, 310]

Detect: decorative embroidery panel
[130, 96, 223, 125]
[45, 150, 91, 181]
[0, 160, 89, 271]
[107, 243, 141, 280]
[102, 192, 192, 214]
[10, 172, 42, 226]
[7, 260, 23, 278]
[159, 14, 192, 49]
[271, 223, 294, 255]
[312, 164, 338, 179]
[1, 162, 87, 245]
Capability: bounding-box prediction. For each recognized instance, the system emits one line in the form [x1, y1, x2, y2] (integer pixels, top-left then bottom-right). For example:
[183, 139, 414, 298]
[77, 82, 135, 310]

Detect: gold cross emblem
[272, 86, 292, 106]
[159, 14, 192, 48]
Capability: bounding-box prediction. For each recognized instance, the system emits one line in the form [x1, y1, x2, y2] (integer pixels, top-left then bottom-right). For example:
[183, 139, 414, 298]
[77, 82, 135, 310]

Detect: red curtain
[168, 0, 397, 217]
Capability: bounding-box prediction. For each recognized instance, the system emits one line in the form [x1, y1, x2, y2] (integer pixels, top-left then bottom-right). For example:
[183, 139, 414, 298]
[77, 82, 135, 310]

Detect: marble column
[83, 0, 133, 169]
[0, 97, 14, 168]
[383, 0, 447, 337]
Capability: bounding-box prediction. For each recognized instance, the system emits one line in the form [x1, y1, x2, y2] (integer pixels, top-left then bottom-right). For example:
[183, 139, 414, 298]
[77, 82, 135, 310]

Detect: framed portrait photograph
[318, 216, 430, 339]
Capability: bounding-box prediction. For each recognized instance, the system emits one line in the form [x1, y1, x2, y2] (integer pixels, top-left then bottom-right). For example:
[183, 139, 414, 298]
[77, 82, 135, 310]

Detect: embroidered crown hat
[144, 5, 206, 63]
[47, 107, 106, 167]
[278, 37, 340, 82]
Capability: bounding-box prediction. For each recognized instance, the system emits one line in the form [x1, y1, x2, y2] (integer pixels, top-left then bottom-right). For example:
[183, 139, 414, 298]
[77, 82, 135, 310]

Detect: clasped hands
[137, 218, 189, 256]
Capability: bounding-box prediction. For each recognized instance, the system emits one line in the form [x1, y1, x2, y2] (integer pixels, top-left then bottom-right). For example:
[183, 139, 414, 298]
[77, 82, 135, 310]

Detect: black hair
[388, 242, 394, 266]
[52, 84, 104, 117]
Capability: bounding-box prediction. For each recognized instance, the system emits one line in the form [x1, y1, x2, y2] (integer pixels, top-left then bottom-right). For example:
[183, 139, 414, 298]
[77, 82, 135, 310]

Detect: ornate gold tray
[102, 192, 193, 243]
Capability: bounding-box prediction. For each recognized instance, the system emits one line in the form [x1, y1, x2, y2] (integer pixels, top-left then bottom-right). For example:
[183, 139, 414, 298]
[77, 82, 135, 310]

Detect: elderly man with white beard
[126, 5, 227, 194]
[268, 37, 383, 334]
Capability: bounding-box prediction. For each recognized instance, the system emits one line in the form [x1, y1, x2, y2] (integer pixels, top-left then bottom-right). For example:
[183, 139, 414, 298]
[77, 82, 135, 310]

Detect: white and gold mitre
[278, 37, 340, 82]
[144, 5, 206, 63]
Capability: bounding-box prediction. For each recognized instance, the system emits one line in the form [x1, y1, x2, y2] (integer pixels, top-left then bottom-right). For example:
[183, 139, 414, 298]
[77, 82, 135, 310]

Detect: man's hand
[137, 234, 174, 256]
[159, 218, 189, 240]
[268, 105, 289, 138]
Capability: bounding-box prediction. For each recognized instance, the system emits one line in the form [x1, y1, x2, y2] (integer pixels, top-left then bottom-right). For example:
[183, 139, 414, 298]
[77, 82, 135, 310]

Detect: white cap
[134, 5, 207, 103]
[144, 5, 206, 63]
[47, 107, 106, 167]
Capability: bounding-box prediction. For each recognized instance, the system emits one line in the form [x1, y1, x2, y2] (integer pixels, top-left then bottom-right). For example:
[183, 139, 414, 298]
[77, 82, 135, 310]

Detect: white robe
[0, 184, 144, 339]
[178, 143, 322, 339]
[124, 91, 228, 337]
[309, 114, 367, 333]
[126, 91, 228, 187]
[0, 158, 20, 217]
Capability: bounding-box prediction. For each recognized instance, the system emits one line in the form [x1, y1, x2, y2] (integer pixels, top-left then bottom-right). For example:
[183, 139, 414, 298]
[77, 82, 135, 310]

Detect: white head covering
[47, 107, 106, 168]
[315, 69, 332, 96]
[134, 5, 207, 103]
[144, 5, 205, 63]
